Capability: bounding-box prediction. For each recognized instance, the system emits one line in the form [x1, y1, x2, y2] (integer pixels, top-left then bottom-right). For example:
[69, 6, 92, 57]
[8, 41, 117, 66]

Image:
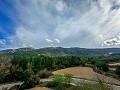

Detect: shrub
[95, 61, 109, 72]
[116, 65, 120, 75]
[46, 81, 59, 88]
[64, 74, 73, 85]
[20, 70, 40, 89]
[53, 75, 63, 88]
[47, 74, 73, 89]
[38, 69, 53, 78]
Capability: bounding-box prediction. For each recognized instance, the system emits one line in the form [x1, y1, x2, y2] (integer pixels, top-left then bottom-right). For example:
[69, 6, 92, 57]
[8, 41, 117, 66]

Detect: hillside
[0, 47, 120, 56]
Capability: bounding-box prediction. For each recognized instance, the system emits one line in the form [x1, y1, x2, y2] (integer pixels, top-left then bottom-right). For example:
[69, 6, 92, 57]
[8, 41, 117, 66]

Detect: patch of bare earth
[109, 62, 120, 70]
[26, 87, 53, 90]
[109, 67, 116, 71]
[109, 62, 120, 66]
[52, 67, 120, 85]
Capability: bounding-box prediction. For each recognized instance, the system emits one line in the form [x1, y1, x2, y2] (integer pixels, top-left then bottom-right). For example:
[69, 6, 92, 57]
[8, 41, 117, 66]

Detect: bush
[64, 74, 73, 85]
[58, 65, 65, 69]
[46, 74, 73, 89]
[46, 81, 59, 88]
[95, 61, 109, 72]
[38, 69, 53, 78]
[116, 65, 120, 75]
[20, 70, 40, 89]
[53, 75, 63, 88]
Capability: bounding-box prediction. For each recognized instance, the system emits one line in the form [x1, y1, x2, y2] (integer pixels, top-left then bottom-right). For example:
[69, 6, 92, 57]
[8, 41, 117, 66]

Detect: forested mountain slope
[0, 47, 120, 56]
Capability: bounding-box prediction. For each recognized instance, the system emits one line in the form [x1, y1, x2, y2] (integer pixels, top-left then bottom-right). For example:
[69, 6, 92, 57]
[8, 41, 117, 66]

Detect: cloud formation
[1, 0, 120, 49]
[46, 38, 60, 47]
[0, 39, 5, 45]
[104, 33, 120, 46]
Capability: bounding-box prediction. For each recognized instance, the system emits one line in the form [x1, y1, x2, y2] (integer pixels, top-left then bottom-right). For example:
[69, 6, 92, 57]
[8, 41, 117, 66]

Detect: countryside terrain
[1, 47, 120, 56]
[0, 47, 120, 90]
[1, 0, 120, 90]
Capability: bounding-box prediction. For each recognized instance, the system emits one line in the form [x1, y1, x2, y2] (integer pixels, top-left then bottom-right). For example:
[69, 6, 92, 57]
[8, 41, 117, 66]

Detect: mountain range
[0, 47, 120, 56]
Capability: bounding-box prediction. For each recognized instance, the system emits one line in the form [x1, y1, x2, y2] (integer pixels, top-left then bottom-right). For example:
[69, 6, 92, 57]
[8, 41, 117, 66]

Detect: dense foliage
[116, 65, 120, 75]
[11, 55, 82, 71]
[0, 53, 119, 89]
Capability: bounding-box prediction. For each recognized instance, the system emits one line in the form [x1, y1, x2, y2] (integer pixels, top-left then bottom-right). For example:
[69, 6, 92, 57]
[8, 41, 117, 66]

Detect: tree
[95, 61, 109, 72]
[116, 65, 120, 75]
[20, 69, 40, 89]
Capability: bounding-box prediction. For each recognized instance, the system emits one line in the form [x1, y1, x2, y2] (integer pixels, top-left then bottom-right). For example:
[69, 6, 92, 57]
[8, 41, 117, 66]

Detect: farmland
[53, 67, 120, 85]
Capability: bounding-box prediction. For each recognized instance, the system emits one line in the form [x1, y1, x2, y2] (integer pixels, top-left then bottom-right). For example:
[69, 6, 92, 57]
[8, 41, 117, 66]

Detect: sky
[0, 0, 120, 50]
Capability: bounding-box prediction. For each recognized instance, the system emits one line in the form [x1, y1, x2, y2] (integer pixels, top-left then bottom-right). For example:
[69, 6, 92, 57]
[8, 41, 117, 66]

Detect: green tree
[116, 65, 120, 75]
[95, 61, 109, 72]
[21, 69, 40, 89]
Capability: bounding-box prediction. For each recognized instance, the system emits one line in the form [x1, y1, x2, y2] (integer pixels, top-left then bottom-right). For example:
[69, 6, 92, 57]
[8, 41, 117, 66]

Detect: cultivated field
[52, 67, 120, 85]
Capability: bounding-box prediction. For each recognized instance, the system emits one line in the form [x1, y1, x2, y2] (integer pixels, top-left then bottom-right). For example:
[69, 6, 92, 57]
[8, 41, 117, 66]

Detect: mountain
[0, 47, 120, 56]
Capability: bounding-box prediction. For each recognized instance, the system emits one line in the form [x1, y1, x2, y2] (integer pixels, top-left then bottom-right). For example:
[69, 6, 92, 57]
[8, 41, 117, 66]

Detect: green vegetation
[46, 74, 73, 89]
[116, 65, 120, 75]
[1, 47, 120, 56]
[20, 70, 40, 89]
[95, 61, 109, 72]
[46, 74, 112, 90]
[0, 52, 119, 89]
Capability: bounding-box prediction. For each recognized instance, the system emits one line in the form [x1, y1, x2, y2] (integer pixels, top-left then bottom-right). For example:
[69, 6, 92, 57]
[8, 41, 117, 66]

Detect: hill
[0, 47, 120, 56]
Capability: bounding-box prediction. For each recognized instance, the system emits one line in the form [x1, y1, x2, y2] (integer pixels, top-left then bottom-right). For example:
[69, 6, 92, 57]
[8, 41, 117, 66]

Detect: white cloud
[1, 0, 120, 48]
[0, 40, 5, 45]
[104, 33, 120, 46]
[55, 0, 68, 12]
[54, 39, 60, 43]
[46, 38, 60, 47]
[99, 34, 104, 40]
[54, 0, 120, 48]
[46, 39, 53, 43]
[21, 44, 28, 47]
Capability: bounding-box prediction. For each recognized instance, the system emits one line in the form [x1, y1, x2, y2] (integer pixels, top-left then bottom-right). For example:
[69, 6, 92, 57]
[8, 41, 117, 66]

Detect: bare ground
[52, 67, 120, 85]
[26, 87, 53, 90]
[109, 62, 120, 66]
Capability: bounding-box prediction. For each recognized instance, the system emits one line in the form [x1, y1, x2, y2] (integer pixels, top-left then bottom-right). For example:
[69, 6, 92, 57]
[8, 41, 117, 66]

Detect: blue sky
[0, 0, 120, 50]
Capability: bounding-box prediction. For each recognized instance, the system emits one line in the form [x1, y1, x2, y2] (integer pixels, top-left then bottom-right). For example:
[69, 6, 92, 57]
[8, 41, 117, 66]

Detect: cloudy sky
[0, 0, 120, 49]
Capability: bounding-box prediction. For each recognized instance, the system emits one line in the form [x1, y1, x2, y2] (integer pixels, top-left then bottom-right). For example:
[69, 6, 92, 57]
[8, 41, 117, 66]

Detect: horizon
[1, 46, 120, 51]
[1, 0, 120, 49]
